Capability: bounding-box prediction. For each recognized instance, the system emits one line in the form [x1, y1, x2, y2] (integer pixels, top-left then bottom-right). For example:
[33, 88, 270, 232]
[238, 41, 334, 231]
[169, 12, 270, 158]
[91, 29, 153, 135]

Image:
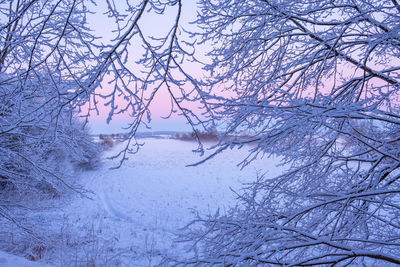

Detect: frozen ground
[1, 138, 283, 266]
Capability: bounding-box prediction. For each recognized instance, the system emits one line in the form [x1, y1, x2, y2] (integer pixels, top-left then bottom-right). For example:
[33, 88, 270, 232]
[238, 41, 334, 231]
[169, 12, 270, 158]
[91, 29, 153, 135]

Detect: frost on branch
[174, 0, 400, 265]
[89, 0, 214, 167]
[0, 0, 101, 236]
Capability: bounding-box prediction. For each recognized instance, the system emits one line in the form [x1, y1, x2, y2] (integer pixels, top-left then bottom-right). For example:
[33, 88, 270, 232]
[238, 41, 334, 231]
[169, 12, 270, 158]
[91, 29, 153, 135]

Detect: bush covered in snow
[0, 82, 100, 196]
[0, 77, 101, 262]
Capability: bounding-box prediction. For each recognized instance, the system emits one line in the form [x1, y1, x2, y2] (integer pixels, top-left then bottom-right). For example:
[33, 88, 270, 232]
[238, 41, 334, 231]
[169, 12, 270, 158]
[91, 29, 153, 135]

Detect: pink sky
[85, 0, 201, 134]
[88, 85, 194, 134]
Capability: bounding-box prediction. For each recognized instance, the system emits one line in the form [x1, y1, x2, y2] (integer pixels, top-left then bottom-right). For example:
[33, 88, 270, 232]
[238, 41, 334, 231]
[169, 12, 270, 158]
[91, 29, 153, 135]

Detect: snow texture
[22, 138, 280, 266]
[0, 251, 52, 267]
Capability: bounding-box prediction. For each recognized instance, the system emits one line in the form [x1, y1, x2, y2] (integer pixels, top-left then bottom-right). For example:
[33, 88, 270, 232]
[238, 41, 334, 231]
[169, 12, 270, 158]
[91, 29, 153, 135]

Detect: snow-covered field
[0, 251, 53, 267]
[1, 138, 282, 266]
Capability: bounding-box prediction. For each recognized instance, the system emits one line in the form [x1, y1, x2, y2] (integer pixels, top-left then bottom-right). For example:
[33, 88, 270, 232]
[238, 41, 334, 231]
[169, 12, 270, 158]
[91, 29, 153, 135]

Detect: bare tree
[0, 0, 214, 186]
[174, 0, 400, 265]
[0, 0, 210, 238]
[0, 0, 106, 237]
[0, 0, 99, 189]
[86, 0, 213, 167]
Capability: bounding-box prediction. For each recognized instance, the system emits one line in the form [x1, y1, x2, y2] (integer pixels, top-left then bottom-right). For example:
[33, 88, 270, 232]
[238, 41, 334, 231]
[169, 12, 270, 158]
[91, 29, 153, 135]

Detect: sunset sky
[86, 0, 200, 134]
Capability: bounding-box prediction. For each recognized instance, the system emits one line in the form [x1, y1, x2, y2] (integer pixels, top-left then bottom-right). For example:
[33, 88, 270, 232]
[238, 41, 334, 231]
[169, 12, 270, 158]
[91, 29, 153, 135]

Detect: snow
[0, 251, 52, 267]
[2, 138, 282, 265]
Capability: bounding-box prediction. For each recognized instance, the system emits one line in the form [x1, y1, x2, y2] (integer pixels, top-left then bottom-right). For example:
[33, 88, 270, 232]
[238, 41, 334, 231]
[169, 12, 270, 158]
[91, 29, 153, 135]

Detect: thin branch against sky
[85, 0, 207, 134]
